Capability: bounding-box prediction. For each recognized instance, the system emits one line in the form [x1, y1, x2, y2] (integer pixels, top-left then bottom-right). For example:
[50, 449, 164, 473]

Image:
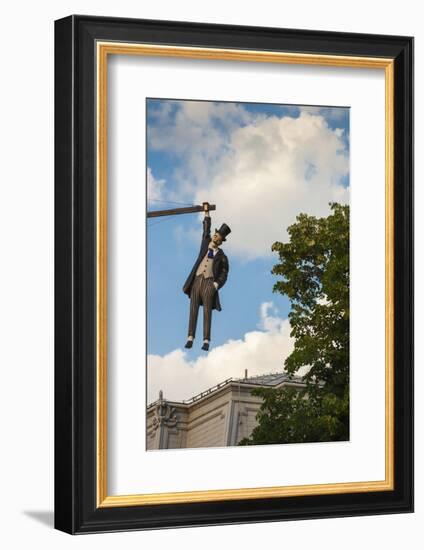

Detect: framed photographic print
[54, 15, 413, 533]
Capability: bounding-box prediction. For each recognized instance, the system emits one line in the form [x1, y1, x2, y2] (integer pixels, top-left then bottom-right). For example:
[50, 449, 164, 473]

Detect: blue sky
[147, 213, 291, 359]
[146, 98, 349, 402]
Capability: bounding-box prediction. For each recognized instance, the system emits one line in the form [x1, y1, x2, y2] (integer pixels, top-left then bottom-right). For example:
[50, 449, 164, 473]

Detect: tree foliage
[240, 203, 349, 445]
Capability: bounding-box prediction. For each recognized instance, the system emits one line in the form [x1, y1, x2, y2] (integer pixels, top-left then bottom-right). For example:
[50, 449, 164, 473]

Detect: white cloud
[258, 301, 282, 332]
[147, 301, 294, 403]
[148, 102, 349, 259]
[147, 166, 166, 202]
[301, 105, 348, 122]
[193, 111, 349, 259]
[147, 101, 256, 197]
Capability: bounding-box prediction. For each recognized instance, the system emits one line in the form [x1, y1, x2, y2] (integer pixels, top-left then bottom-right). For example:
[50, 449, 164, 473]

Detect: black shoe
[185, 340, 193, 349]
[201, 342, 210, 351]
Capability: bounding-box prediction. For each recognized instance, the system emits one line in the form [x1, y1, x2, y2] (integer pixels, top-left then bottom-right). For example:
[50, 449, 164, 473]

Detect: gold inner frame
[96, 42, 395, 508]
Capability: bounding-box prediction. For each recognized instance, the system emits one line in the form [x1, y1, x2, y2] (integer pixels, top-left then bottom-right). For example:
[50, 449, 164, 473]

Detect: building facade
[147, 373, 305, 450]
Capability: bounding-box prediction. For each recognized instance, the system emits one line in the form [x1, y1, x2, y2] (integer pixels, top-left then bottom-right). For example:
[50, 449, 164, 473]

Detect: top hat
[215, 223, 231, 242]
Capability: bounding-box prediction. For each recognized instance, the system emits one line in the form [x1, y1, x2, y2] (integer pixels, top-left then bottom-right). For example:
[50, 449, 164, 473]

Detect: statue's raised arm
[201, 202, 212, 244]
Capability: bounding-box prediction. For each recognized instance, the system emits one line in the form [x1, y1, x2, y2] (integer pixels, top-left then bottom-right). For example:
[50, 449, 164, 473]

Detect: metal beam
[147, 203, 216, 218]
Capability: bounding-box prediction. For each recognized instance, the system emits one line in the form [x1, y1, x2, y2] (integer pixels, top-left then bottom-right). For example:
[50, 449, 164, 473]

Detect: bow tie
[207, 249, 215, 259]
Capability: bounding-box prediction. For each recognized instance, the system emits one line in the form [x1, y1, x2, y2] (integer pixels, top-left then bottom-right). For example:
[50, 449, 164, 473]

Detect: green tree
[240, 203, 349, 445]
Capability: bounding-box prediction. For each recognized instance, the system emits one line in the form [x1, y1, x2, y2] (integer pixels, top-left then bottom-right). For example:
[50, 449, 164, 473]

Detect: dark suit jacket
[182, 216, 229, 311]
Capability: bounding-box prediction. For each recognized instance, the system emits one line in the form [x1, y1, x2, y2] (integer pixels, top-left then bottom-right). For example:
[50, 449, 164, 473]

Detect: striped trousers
[187, 275, 216, 341]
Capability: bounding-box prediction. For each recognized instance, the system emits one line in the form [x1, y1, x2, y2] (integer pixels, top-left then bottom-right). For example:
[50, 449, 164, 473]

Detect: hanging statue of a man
[182, 203, 231, 351]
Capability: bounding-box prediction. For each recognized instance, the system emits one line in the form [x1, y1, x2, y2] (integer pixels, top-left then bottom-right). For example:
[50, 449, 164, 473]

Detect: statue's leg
[202, 278, 215, 342]
[187, 276, 202, 338]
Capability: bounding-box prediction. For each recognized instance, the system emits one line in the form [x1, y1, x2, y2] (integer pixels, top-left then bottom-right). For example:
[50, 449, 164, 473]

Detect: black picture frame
[55, 14, 414, 534]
